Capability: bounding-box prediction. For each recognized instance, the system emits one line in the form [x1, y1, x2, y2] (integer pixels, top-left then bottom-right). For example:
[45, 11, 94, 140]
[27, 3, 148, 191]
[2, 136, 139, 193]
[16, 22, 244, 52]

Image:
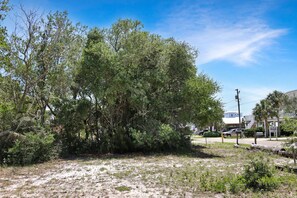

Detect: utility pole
[235, 89, 241, 145]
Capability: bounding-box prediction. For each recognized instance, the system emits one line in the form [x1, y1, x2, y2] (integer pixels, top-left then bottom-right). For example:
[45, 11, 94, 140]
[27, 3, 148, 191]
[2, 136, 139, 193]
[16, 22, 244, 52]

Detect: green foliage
[7, 132, 56, 165]
[131, 129, 154, 151]
[243, 154, 279, 191]
[0, 102, 15, 131]
[281, 117, 297, 136]
[157, 124, 181, 150]
[72, 19, 222, 154]
[244, 127, 264, 137]
[1, 10, 223, 159]
[229, 176, 246, 194]
[54, 99, 91, 154]
[203, 131, 221, 137]
[131, 124, 190, 152]
[0, 0, 10, 59]
[115, 186, 131, 192]
[0, 131, 24, 164]
[199, 171, 245, 193]
[197, 155, 279, 193]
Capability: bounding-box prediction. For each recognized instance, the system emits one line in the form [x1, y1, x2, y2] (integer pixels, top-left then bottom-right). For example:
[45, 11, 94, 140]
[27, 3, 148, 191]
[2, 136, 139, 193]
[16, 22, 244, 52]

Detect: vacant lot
[1, 143, 296, 198]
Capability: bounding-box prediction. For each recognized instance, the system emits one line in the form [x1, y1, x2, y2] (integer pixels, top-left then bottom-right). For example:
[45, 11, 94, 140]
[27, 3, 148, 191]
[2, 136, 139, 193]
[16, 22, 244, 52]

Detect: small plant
[115, 185, 131, 192]
[243, 154, 279, 191]
[228, 176, 246, 194]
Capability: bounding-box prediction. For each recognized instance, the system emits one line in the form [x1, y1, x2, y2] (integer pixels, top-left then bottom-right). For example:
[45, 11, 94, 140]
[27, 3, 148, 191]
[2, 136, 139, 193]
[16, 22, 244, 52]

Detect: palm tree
[267, 90, 287, 139]
[252, 103, 261, 144]
[253, 99, 270, 139]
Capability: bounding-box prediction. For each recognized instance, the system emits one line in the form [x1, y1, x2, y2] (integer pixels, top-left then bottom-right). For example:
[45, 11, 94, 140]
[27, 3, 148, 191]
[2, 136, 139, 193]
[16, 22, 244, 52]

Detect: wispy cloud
[224, 86, 276, 114]
[241, 87, 275, 102]
[155, 1, 287, 66]
[220, 84, 278, 114]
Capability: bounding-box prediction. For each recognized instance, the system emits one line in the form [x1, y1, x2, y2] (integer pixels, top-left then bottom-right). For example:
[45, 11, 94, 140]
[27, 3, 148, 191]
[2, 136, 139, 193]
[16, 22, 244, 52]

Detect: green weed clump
[243, 154, 279, 191]
[115, 186, 131, 192]
[199, 171, 245, 194]
[203, 155, 280, 193]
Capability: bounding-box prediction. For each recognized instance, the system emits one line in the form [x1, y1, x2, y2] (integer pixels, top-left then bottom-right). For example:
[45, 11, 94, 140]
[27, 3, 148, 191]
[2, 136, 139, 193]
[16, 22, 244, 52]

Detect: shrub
[7, 132, 56, 165]
[131, 124, 190, 152]
[131, 128, 154, 152]
[244, 129, 255, 137]
[199, 171, 245, 193]
[244, 127, 264, 137]
[243, 154, 279, 191]
[203, 131, 221, 137]
[0, 131, 24, 164]
[229, 176, 246, 194]
[157, 124, 182, 150]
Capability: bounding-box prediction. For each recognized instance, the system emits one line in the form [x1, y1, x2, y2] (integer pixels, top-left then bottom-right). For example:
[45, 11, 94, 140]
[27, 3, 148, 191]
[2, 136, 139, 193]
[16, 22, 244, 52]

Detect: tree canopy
[0, 3, 223, 164]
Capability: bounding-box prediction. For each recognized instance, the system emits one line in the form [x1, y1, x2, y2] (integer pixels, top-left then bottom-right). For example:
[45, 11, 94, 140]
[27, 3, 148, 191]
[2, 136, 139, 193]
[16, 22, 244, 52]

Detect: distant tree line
[0, 1, 223, 165]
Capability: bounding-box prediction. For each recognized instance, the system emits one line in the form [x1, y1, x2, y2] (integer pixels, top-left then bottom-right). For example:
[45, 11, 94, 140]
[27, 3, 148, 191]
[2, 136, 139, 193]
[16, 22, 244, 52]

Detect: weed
[243, 154, 279, 191]
[112, 170, 132, 179]
[115, 185, 131, 192]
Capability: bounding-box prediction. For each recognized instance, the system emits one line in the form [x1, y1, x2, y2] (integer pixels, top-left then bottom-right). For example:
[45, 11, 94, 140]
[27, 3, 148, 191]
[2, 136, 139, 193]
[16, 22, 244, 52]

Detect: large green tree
[4, 8, 85, 127]
[73, 19, 223, 152]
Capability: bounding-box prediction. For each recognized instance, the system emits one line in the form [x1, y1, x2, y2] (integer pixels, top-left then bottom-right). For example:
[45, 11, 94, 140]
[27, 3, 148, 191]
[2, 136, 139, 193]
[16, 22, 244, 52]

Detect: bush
[243, 154, 279, 191]
[203, 131, 221, 137]
[7, 132, 56, 165]
[244, 127, 264, 137]
[244, 129, 255, 137]
[0, 131, 24, 164]
[131, 124, 190, 152]
[199, 171, 245, 194]
[280, 125, 294, 137]
[131, 128, 154, 152]
[229, 176, 246, 194]
[157, 124, 182, 150]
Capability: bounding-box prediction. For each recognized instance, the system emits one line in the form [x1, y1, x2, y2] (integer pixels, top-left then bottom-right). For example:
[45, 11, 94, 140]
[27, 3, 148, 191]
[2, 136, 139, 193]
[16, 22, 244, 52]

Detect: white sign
[269, 126, 277, 133]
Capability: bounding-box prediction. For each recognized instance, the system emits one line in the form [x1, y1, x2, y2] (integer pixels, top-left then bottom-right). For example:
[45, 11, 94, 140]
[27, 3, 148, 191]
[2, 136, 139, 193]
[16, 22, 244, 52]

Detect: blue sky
[4, 0, 297, 115]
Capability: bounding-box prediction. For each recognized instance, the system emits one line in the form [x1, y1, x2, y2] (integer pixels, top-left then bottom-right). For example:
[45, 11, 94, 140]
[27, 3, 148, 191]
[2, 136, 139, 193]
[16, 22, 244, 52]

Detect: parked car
[223, 128, 242, 137]
[195, 129, 209, 136]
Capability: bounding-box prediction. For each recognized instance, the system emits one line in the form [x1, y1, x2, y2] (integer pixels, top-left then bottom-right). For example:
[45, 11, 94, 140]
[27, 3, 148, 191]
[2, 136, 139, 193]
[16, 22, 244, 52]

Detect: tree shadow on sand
[63, 144, 221, 162]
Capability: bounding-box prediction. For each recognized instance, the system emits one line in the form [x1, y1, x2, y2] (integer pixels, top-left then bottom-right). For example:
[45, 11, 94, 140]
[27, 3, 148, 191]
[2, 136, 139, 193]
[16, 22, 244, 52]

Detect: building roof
[286, 90, 297, 98]
[223, 117, 240, 125]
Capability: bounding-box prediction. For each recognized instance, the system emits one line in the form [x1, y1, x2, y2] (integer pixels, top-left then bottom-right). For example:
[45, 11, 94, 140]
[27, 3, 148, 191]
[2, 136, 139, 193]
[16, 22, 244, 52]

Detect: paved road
[192, 137, 288, 148]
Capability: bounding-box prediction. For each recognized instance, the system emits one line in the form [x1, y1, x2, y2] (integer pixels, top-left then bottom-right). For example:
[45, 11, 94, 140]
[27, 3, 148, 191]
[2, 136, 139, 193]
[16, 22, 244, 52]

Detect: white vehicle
[223, 128, 242, 137]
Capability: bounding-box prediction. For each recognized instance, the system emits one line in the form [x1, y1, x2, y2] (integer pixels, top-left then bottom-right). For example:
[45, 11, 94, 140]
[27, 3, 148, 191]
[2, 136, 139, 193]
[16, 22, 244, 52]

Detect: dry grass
[0, 143, 296, 197]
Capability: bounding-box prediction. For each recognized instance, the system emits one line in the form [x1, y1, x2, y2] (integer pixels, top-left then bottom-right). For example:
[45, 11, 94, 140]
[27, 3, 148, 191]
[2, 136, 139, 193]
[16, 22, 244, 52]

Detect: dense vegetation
[0, 1, 223, 164]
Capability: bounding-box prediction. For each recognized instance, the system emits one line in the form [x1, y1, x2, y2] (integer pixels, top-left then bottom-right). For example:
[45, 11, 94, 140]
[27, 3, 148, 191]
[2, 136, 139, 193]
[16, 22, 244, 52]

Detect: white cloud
[241, 87, 275, 102]
[155, 1, 287, 66]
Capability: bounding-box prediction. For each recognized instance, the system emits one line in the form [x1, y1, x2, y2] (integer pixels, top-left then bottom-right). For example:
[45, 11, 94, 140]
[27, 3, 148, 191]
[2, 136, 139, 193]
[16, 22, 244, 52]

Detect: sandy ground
[0, 141, 295, 198]
[0, 155, 214, 198]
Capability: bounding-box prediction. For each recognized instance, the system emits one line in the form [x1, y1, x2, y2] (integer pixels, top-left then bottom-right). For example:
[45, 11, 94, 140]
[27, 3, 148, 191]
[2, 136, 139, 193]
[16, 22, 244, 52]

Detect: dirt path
[192, 137, 287, 148]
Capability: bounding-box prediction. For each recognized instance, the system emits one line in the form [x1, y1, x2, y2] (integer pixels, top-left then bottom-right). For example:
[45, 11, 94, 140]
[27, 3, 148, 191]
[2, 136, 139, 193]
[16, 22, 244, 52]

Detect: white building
[223, 111, 242, 129]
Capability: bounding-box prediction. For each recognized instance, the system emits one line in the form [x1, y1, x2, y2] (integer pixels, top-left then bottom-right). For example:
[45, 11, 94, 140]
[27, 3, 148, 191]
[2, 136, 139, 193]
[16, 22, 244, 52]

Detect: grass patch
[112, 170, 133, 179]
[115, 185, 131, 192]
